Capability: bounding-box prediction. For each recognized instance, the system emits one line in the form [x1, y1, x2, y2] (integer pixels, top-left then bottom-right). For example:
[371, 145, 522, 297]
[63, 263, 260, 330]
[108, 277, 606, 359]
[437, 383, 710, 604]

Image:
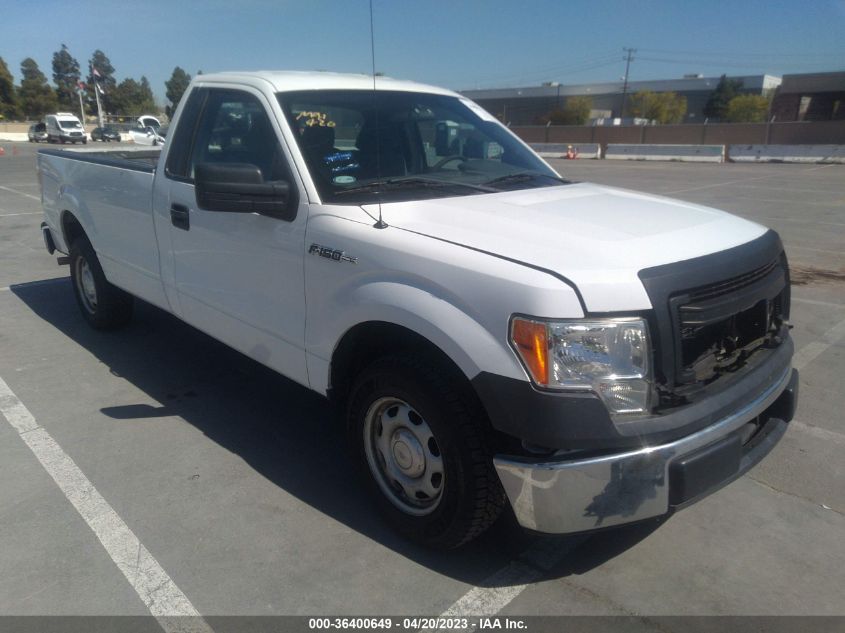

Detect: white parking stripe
[0, 376, 213, 633]
[0, 212, 41, 217]
[793, 316, 845, 371]
[0, 278, 68, 293]
[0, 185, 40, 201]
[421, 538, 584, 632]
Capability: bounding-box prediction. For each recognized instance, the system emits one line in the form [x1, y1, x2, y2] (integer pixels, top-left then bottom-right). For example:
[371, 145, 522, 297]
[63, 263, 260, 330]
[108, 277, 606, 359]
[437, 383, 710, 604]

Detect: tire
[69, 236, 134, 330]
[347, 354, 506, 549]
[83, 139, 87, 144]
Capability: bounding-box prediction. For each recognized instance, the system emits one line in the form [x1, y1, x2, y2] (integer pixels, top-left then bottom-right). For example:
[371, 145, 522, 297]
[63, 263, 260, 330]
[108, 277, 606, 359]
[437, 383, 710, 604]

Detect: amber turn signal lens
[511, 318, 549, 386]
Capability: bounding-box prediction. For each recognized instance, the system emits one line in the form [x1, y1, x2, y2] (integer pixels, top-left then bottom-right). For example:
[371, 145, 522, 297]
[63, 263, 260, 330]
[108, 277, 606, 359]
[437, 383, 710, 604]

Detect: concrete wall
[511, 120, 845, 149]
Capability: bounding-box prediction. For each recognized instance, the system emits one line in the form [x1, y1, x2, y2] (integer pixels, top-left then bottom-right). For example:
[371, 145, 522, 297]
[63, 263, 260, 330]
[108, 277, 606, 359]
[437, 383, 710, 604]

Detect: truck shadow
[11, 278, 662, 588]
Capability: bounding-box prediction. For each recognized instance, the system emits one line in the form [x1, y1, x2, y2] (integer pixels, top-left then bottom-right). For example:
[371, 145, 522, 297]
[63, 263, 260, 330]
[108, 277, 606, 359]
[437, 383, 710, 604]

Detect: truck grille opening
[666, 256, 789, 398]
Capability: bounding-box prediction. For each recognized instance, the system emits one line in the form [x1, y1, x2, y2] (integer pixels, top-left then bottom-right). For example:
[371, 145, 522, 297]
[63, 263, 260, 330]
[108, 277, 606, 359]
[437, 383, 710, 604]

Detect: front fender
[307, 280, 526, 395]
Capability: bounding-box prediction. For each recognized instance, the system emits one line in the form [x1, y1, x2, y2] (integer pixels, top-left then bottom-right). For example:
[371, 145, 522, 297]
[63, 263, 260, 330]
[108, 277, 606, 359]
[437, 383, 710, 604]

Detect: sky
[1, 0, 844, 106]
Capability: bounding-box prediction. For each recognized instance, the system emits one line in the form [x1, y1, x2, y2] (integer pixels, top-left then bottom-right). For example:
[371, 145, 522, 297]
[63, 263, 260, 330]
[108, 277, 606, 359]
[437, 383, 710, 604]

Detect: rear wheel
[348, 355, 505, 549]
[69, 236, 134, 329]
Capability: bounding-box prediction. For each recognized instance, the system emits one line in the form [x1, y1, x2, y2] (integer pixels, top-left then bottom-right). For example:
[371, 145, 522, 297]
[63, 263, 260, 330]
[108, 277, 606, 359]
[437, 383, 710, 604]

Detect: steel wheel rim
[363, 397, 445, 516]
[75, 257, 98, 314]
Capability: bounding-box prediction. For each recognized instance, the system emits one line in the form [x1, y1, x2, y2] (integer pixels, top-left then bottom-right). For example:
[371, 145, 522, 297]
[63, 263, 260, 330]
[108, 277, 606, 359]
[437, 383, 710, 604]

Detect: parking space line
[793, 315, 845, 371]
[793, 421, 845, 444]
[792, 297, 845, 308]
[0, 185, 40, 201]
[421, 538, 585, 632]
[0, 278, 68, 293]
[0, 212, 41, 217]
[788, 244, 845, 255]
[0, 376, 213, 633]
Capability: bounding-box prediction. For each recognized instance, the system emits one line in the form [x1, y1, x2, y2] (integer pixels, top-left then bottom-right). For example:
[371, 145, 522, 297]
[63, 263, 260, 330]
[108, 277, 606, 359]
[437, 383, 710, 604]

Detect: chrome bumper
[494, 366, 795, 534]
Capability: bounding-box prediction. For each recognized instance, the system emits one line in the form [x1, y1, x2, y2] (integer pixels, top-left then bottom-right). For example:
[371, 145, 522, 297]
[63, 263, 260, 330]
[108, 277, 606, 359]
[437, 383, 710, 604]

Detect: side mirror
[195, 163, 294, 220]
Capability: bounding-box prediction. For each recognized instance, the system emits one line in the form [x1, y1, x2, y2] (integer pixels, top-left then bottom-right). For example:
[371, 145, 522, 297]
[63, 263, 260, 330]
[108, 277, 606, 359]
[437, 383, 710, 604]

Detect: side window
[164, 88, 206, 180]
[188, 89, 289, 183]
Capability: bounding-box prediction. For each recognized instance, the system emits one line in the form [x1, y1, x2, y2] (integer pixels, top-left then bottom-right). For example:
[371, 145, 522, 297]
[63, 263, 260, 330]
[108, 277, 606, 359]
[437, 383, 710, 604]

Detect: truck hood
[368, 183, 768, 312]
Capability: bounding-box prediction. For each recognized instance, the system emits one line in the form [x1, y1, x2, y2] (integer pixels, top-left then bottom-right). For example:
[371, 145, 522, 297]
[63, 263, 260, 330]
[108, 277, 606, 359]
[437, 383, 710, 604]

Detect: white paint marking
[662, 174, 782, 195]
[0, 278, 68, 293]
[0, 211, 41, 217]
[0, 376, 213, 633]
[420, 538, 584, 632]
[787, 244, 845, 256]
[793, 315, 845, 371]
[0, 185, 40, 201]
[792, 421, 845, 444]
[792, 297, 845, 308]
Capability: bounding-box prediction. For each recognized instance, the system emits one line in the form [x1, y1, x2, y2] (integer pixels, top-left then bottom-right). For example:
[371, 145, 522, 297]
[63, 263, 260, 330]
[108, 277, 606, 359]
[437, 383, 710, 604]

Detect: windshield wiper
[335, 176, 495, 196]
[483, 172, 570, 187]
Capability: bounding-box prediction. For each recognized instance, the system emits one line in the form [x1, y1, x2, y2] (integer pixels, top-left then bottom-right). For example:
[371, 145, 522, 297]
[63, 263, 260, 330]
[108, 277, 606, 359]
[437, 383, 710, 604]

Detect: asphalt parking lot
[1, 141, 844, 629]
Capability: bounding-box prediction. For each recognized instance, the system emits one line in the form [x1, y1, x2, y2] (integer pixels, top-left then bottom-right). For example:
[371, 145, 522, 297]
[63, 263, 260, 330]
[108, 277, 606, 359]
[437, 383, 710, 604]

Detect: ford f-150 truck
[38, 71, 798, 549]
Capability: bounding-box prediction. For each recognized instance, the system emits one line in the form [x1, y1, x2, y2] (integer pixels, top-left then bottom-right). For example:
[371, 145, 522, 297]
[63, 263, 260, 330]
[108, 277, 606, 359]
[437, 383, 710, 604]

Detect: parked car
[130, 125, 166, 146]
[36, 71, 798, 549]
[45, 112, 87, 144]
[28, 122, 48, 143]
[91, 126, 122, 142]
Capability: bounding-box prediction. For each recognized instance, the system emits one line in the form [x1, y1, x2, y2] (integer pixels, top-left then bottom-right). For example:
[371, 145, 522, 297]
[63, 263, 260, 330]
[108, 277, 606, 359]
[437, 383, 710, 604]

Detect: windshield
[278, 90, 566, 204]
[59, 120, 81, 129]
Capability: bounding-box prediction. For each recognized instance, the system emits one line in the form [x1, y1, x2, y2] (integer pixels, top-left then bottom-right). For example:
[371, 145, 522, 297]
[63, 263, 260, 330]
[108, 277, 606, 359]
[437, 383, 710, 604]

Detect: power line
[638, 47, 845, 60]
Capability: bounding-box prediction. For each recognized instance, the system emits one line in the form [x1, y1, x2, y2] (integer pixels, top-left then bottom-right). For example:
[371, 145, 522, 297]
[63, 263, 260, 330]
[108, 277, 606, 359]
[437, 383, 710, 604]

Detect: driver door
[161, 87, 309, 387]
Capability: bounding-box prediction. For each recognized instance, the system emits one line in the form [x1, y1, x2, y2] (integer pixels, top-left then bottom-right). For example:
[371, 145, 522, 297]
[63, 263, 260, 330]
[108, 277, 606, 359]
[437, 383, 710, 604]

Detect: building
[770, 71, 845, 121]
[461, 74, 781, 125]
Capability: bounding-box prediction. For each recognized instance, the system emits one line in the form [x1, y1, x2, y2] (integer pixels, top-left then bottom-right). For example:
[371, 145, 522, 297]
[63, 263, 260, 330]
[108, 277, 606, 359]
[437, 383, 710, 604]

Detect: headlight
[510, 316, 652, 416]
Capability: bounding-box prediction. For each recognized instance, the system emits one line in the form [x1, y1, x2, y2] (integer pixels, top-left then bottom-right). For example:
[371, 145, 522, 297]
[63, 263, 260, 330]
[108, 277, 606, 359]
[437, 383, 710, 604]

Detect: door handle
[170, 204, 190, 230]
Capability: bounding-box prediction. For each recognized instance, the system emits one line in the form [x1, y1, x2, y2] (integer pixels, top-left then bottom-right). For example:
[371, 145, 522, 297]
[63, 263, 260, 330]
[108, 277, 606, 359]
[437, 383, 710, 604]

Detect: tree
[86, 50, 117, 113]
[629, 91, 687, 124]
[18, 58, 58, 119]
[0, 56, 19, 120]
[52, 44, 81, 110]
[110, 77, 157, 116]
[703, 74, 744, 121]
[725, 94, 770, 123]
[165, 67, 191, 117]
[138, 76, 156, 113]
[539, 95, 592, 125]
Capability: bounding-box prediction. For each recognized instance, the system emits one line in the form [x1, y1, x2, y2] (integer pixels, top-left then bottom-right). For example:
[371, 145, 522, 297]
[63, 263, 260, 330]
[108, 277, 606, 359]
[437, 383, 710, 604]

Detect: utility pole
[76, 85, 86, 127]
[90, 64, 104, 128]
[621, 47, 636, 119]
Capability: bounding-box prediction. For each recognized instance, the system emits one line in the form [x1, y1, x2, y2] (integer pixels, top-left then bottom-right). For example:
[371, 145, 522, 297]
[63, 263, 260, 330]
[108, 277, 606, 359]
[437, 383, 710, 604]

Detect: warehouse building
[770, 71, 845, 121]
[461, 74, 781, 125]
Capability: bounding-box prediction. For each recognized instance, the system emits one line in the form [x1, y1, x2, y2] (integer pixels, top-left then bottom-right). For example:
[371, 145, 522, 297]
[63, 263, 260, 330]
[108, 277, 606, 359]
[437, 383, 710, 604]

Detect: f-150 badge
[309, 243, 358, 264]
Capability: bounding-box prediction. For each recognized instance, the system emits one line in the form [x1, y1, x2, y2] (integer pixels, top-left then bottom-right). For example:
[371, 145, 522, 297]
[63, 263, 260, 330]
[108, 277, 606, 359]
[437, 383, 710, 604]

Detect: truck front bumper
[493, 366, 798, 534]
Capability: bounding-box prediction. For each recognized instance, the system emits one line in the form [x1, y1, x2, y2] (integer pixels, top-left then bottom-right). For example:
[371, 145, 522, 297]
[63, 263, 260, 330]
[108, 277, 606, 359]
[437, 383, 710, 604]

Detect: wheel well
[61, 212, 85, 249]
[330, 322, 469, 405]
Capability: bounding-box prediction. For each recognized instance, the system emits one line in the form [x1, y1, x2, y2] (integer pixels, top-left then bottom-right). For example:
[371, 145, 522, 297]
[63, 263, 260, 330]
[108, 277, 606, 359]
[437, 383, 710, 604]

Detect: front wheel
[69, 237, 134, 329]
[348, 355, 505, 549]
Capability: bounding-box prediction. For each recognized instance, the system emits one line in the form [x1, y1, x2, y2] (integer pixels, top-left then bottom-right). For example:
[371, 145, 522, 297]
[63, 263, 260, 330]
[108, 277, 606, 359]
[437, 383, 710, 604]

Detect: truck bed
[38, 146, 161, 172]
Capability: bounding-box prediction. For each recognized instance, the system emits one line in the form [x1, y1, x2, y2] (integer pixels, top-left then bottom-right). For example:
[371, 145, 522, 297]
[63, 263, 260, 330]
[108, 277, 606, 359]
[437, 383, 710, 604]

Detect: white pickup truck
[38, 71, 798, 548]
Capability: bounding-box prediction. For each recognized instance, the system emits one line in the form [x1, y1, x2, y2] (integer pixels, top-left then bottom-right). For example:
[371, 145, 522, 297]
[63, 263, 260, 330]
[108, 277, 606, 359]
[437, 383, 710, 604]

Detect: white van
[45, 113, 87, 144]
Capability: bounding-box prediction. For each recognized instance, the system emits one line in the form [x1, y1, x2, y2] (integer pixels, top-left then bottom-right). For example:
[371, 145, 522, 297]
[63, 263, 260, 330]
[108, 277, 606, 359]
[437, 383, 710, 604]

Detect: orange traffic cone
[0, 147, 5, 156]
